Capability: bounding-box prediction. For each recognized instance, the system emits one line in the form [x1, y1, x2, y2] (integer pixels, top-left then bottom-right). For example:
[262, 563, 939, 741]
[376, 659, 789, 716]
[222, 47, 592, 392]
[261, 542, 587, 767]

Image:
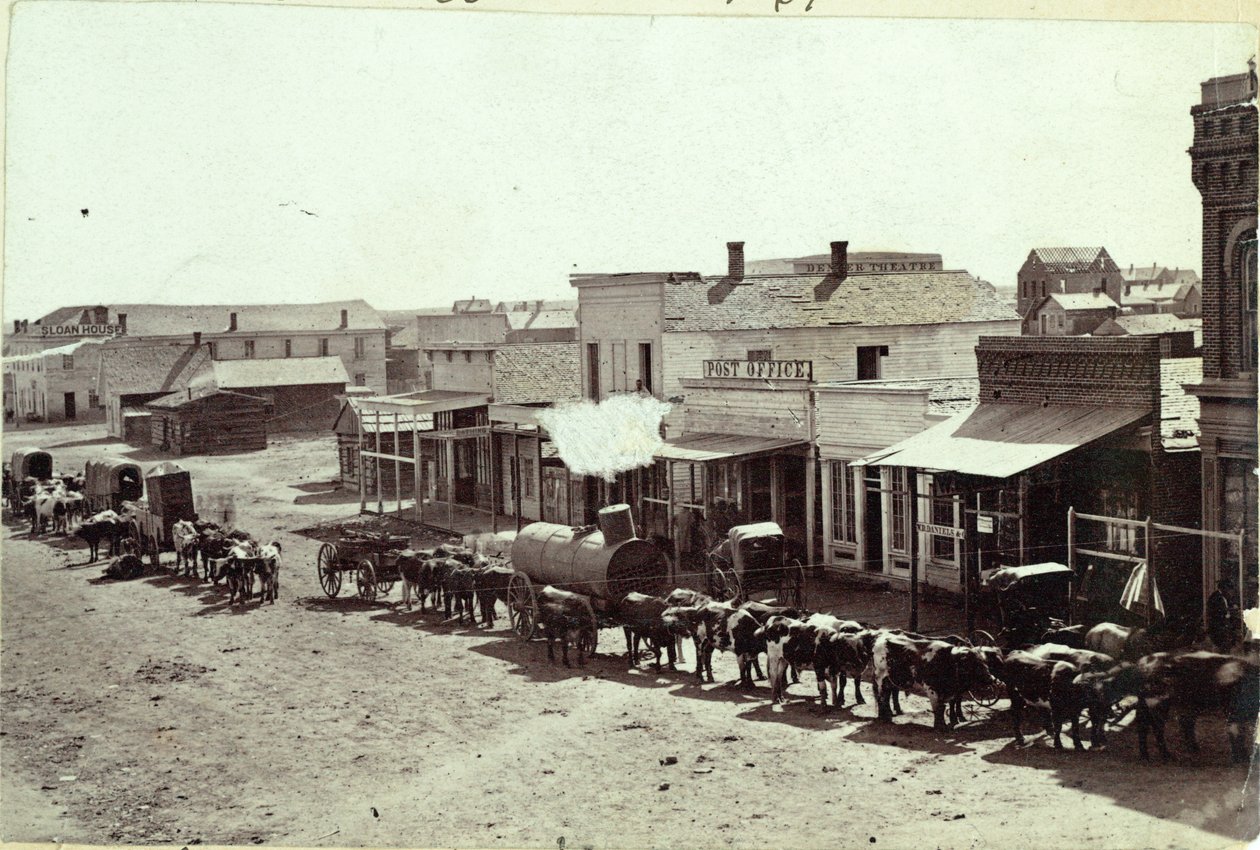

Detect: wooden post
[490, 432, 498, 533]
[374, 410, 383, 515]
[535, 436, 544, 524]
[1067, 506, 1075, 626]
[852, 464, 865, 571]
[418, 413, 428, 526]
[1017, 474, 1028, 566]
[513, 430, 522, 532]
[1144, 516, 1154, 624]
[966, 491, 980, 637]
[357, 404, 366, 515]
[820, 460, 833, 569]
[394, 411, 402, 517]
[447, 438, 455, 532]
[666, 459, 678, 586]
[564, 462, 573, 526]
[1239, 529, 1248, 619]
[908, 472, 919, 633]
[805, 452, 816, 569]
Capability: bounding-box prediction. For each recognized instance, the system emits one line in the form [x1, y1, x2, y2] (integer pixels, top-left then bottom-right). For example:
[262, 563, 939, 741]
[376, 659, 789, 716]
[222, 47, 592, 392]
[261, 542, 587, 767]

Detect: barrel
[510, 521, 668, 602]
[598, 504, 636, 546]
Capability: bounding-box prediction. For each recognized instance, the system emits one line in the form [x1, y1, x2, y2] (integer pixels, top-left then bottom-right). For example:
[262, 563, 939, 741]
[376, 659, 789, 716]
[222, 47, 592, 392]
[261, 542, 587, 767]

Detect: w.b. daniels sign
[703, 359, 813, 380]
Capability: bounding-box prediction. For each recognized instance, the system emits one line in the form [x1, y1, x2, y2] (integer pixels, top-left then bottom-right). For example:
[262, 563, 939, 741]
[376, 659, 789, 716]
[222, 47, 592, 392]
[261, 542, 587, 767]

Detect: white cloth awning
[852, 402, 1151, 478]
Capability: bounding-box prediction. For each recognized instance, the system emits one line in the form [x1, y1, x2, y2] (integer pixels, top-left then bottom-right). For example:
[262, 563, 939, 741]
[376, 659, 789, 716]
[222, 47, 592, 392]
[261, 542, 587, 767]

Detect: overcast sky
[4, 6, 1255, 320]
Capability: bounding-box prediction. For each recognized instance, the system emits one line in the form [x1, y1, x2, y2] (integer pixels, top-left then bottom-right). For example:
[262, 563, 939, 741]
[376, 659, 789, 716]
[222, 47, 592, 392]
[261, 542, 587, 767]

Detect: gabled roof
[452, 299, 494, 313]
[1160, 357, 1202, 451]
[97, 344, 213, 397]
[146, 387, 266, 410]
[210, 356, 349, 389]
[1044, 292, 1119, 312]
[37, 300, 383, 337]
[663, 270, 1016, 333]
[1026, 247, 1119, 275]
[1120, 266, 1166, 282]
[1112, 314, 1201, 336]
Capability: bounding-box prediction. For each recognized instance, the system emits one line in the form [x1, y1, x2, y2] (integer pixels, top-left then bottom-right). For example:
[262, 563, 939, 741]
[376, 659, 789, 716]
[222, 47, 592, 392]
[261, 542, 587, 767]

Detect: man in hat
[1207, 576, 1241, 652]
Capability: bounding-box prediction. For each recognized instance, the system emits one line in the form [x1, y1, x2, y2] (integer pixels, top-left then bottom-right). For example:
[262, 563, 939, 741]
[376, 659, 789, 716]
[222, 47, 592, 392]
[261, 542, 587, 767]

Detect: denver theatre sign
[703, 359, 813, 380]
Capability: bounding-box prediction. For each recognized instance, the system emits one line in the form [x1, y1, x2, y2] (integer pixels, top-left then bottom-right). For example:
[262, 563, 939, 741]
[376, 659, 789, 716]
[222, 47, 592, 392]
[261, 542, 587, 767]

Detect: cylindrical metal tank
[510, 521, 669, 601]
[598, 504, 635, 546]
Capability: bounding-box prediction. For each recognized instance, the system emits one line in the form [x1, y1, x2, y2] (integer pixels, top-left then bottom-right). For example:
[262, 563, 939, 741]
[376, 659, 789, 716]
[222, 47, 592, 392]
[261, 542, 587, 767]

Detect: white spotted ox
[871, 632, 995, 731]
[172, 520, 200, 577]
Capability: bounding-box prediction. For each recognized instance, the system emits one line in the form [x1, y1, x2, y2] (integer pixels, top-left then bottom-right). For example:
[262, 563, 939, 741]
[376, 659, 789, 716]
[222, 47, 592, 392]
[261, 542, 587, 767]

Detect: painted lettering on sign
[702, 359, 813, 380]
[39, 324, 126, 337]
[976, 515, 994, 534]
[916, 521, 966, 540]
[795, 261, 943, 274]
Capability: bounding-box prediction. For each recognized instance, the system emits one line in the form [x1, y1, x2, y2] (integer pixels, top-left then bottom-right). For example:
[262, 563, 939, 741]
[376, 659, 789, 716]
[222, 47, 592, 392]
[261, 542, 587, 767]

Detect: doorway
[864, 469, 883, 571]
[63, 392, 76, 420]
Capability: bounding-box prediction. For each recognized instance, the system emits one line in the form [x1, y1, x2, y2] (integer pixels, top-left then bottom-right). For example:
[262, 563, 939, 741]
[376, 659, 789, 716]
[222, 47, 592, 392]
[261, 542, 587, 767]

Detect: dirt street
[2, 423, 1257, 849]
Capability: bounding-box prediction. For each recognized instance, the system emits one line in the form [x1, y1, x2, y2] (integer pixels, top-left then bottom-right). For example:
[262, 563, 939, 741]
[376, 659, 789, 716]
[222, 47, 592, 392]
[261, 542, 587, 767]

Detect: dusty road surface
[2, 423, 1258, 849]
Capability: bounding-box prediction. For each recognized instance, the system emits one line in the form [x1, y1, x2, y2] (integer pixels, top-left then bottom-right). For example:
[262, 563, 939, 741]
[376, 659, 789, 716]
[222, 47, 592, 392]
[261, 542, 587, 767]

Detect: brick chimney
[228, 312, 237, 332]
[193, 331, 202, 348]
[831, 241, 849, 280]
[726, 242, 745, 281]
[339, 308, 349, 329]
[117, 313, 127, 334]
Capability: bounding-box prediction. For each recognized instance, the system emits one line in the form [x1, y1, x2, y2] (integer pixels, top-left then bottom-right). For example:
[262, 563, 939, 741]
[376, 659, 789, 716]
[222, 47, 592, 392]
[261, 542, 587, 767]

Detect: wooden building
[146, 388, 268, 456]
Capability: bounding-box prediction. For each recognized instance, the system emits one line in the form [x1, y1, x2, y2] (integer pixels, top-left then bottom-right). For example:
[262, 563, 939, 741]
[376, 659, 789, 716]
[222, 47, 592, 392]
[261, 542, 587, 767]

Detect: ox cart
[84, 458, 144, 514]
[704, 522, 807, 608]
[316, 529, 408, 601]
[127, 462, 196, 567]
[506, 504, 671, 653]
[5, 448, 53, 517]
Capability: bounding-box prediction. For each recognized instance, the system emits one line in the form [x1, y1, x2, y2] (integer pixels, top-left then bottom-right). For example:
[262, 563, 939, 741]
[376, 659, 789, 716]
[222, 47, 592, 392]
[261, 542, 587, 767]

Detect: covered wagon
[128, 462, 196, 566]
[84, 458, 144, 514]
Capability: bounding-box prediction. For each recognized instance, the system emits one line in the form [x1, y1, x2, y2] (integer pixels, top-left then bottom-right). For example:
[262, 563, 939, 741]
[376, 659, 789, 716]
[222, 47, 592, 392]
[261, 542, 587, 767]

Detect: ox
[871, 633, 995, 731]
[616, 591, 678, 671]
[537, 586, 597, 667]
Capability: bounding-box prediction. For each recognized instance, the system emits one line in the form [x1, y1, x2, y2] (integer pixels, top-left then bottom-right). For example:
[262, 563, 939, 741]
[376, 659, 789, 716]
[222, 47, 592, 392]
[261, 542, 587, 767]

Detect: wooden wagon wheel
[507, 572, 538, 640]
[356, 559, 378, 602]
[374, 553, 395, 597]
[779, 558, 807, 609]
[710, 565, 741, 603]
[317, 543, 342, 598]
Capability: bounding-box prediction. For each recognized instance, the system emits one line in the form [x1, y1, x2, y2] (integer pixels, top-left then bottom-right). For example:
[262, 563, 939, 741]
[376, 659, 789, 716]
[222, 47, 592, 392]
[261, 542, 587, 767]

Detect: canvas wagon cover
[84, 458, 143, 497]
[10, 448, 52, 480]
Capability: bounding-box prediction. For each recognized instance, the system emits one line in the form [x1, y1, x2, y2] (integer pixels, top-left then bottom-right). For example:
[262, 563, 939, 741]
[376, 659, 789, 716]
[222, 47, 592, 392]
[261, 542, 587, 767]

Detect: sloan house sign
[703, 359, 813, 380]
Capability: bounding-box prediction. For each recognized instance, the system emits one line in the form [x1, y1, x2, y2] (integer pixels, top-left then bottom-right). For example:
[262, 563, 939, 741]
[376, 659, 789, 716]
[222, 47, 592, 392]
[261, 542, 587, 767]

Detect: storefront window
[830, 462, 857, 544]
[929, 477, 959, 563]
[890, 467, 909, 553]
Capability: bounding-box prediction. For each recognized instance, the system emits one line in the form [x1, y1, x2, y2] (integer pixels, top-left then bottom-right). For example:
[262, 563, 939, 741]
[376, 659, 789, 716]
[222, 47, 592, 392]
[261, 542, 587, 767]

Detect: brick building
[1016, 246, 1122, 317]
[1185, 63, 1259, 609]
[1121, 266, 1203, 316]
[851, 336, 1202, 620]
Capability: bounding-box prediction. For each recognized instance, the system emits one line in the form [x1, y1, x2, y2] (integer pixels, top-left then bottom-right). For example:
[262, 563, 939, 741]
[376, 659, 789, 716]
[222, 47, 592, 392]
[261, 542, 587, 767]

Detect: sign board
[916, 521, 966, 540]
[976, 515, 994, 534]
[39, 324, 126, 338]
[794, 259, 943, 275]
[703, 359, 813, 381]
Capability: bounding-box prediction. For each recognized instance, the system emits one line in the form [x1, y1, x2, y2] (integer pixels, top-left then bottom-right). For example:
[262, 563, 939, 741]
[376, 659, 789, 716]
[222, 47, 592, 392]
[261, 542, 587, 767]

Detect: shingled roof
[37, 300, 383, 337]
[97, 344, 213, 397]
[662, 270, 1016, 333]
[1160, 357, 1202, 451]
[1026, 247, 1119, 275]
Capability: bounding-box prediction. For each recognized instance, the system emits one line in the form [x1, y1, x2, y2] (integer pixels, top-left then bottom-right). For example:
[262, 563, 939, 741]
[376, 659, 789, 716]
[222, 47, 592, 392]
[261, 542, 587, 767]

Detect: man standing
[1207, 577, 1240, 652]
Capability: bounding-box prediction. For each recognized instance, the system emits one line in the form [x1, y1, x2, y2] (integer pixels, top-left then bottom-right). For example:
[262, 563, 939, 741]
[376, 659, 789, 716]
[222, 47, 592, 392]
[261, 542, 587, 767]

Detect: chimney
[193, 331, 202, 348]
[117, 313, 127, 334]
[831, 241, 849, 280]
[228, 312, 238, 332]
[726, 241, 745, 281]
[339, 308, 349, 329]
[12, 320, 21, 335]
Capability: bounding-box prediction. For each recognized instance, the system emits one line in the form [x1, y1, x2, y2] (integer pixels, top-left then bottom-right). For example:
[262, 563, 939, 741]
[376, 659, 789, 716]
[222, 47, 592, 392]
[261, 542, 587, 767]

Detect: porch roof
[653, 432, 807, 464]
[852, 402, 1150, 478]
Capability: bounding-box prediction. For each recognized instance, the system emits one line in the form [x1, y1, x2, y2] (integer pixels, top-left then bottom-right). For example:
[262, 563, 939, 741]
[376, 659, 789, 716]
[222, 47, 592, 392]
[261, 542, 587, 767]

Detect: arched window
[1242, 235, 1258, 372]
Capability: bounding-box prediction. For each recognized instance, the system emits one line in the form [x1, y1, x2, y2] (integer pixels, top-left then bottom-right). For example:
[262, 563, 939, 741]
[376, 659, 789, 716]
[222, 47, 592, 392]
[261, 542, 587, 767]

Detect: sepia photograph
[2, 3, 1258, 848]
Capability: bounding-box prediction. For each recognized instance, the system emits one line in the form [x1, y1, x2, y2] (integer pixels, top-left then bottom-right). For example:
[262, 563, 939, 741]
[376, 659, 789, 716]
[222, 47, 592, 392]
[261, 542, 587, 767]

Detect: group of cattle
[4, 469, 89, 536]
[392, 544, 517, 626]
[522, 586, 1258, 766]
[165, 520, 284, 606]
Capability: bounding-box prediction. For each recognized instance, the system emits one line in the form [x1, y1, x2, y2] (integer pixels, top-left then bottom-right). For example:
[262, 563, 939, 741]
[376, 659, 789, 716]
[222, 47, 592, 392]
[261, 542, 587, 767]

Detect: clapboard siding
[662, 319, 1018, 419]
[683, 383, 811, 439]
[815, 387, 934, 458]
[574, 279, 664, 400]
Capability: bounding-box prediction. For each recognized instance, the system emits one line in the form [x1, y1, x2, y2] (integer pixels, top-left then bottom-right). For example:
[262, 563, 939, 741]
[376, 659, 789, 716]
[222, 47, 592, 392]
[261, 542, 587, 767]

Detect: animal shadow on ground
[983, 724, 1260, 842]
[839, 704, 1014, 757]
[293, 488, 360, 507]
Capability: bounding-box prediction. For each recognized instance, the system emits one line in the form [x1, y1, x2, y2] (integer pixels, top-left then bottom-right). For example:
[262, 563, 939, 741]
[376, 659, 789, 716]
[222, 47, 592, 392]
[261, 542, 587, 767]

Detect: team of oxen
[526, 587, 1256, 766]
[3, 466, 89, 537]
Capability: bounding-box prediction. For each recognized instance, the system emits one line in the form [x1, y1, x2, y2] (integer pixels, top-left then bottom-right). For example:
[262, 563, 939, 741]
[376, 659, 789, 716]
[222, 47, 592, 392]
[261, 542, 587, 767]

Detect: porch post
[564, 462, 573, 526]
[447, 438, 454, 531]
[1144, 516, 1154, 624]
[490, 432, 498, 533]
[1017, 474, 1028, 566]
[908, 471, 919, 632]
[805, 451, 816, 568]
[357, 405, 365, 514]
[514, 430, 522, 532]
[1067, 506, 1075, 626]
[374, 410, 383, 515]
[414, 415, 422, 524]
[820, 460, 833, 568]
[394, 411, 402, 517]
[536, 436, 544, 523]
[666, 459, 677, 585]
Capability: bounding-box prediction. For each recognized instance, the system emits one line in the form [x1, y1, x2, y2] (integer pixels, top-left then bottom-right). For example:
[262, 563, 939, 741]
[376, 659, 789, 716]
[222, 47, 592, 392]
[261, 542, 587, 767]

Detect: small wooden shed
[146, 387, 268, 456]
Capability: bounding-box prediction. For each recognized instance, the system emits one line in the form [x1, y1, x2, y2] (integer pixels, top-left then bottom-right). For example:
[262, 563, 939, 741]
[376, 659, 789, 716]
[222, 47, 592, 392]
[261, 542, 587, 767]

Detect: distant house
[147, 388, 268, 456]
[1016, 247, 1122, 316]
[206, 356, 348, 432]
[1120, 266, 1203, 316]
[1022, 291, 1120, 336]
[1092, 314, 1203, 350]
